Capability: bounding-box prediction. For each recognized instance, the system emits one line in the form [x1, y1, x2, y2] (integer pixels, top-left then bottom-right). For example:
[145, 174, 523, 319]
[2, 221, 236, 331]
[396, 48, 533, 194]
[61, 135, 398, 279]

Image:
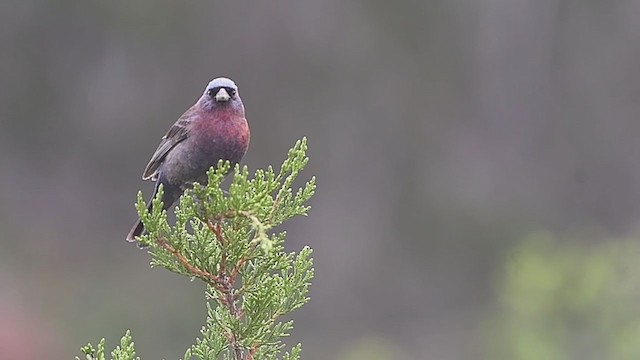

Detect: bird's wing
[142, 108, 196, 181]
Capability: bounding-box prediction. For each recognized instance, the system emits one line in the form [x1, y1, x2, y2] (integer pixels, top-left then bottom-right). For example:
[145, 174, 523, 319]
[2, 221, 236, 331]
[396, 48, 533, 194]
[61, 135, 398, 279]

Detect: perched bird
[126, 77, 250, 242]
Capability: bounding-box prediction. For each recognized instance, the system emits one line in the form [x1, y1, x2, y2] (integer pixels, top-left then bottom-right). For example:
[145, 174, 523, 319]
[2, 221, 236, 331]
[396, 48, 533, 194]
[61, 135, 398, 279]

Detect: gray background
[1, 1, 640, 359]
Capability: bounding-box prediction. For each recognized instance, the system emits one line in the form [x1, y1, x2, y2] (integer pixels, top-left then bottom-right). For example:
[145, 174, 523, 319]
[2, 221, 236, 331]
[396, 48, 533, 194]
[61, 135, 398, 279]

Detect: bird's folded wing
[142, 110, 194, 181]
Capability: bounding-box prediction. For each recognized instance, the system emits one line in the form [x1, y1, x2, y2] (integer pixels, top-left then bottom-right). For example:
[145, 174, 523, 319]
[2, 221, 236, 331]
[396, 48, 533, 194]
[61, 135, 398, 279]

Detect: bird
[126, 77, 250, 242]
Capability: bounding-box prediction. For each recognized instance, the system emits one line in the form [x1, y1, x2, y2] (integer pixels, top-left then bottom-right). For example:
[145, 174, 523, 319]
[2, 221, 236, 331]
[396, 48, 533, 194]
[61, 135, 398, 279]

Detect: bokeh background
[2, 1, 640, 359]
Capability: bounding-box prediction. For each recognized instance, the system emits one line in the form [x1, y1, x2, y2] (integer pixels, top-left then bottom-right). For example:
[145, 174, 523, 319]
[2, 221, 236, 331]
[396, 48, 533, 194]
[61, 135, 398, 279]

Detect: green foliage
[78, 138, 315, 360]
[76, 330, 139, 360]
[485, 231, 640, 360]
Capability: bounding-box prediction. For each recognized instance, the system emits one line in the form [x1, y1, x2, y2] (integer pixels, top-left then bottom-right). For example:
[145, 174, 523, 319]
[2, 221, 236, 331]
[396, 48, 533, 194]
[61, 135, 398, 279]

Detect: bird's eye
[229, 88, 237, 97]
[207, 88, 216, 97]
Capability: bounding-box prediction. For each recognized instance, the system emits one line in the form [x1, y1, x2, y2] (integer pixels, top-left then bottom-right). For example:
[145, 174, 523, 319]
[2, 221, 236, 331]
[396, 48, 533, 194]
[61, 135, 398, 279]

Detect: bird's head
[201, 77, 244, 113]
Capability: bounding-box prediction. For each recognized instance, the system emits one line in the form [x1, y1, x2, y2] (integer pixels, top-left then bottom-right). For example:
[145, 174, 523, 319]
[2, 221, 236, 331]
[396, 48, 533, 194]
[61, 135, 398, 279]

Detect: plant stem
[156, 233, 246, 359]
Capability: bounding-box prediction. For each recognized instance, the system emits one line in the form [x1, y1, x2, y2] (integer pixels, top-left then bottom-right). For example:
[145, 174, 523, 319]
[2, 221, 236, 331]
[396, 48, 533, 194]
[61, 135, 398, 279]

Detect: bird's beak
[215, 88, 230, 102]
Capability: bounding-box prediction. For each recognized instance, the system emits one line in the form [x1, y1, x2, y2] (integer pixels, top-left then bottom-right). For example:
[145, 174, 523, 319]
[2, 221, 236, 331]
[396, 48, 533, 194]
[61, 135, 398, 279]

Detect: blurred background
[1, 1, 640, 359]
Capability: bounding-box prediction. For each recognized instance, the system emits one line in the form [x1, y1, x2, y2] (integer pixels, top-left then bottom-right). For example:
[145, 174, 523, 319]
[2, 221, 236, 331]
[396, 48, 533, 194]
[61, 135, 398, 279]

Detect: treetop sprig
[78, 138, 315, 360]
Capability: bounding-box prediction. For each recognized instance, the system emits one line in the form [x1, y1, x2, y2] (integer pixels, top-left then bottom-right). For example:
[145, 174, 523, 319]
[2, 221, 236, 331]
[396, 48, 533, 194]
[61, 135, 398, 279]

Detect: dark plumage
[126, 77, 250, 242]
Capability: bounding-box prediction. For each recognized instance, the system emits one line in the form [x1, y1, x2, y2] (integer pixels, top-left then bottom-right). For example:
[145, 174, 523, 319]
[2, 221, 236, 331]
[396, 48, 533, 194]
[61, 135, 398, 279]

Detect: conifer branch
[77, 138, 315, 360]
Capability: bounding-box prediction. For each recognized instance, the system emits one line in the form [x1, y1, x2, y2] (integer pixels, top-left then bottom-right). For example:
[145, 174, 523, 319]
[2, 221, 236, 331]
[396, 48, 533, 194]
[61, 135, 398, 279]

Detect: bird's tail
[126, 200, 153, 242]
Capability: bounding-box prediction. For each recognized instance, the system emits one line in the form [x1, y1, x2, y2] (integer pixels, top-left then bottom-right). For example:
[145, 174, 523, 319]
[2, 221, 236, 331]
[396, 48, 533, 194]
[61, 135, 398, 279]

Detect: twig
[155, 236, 227, 298]
[158, 211, 269, 360]
[199, 219, 249, 359]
